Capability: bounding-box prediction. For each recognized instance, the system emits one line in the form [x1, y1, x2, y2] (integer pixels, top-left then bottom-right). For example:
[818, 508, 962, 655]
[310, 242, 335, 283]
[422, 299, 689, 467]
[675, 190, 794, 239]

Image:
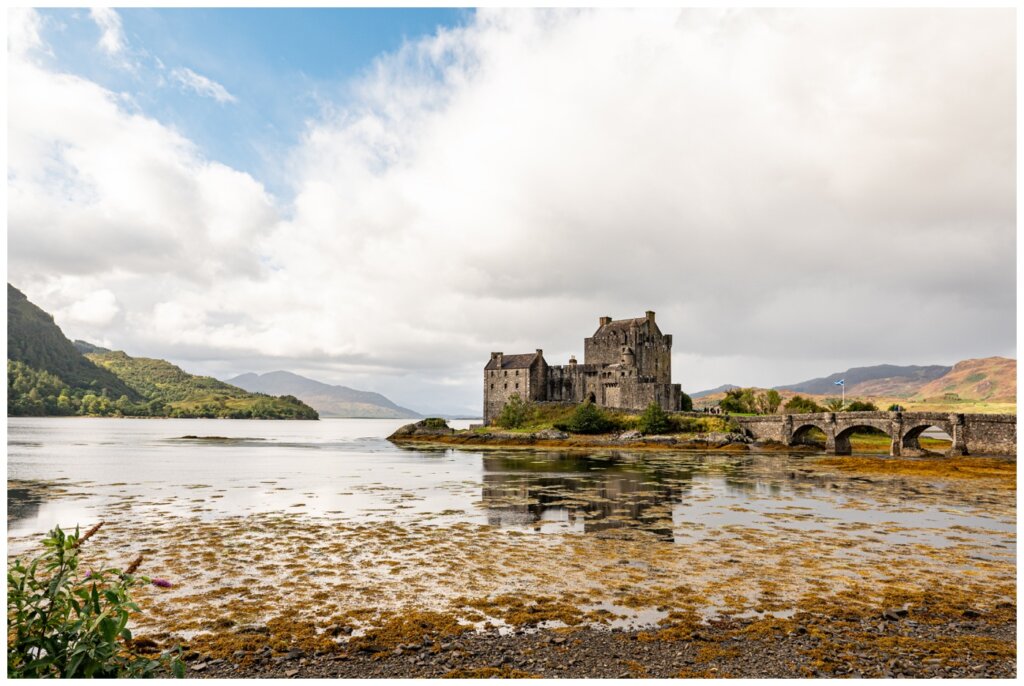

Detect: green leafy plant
[824, 397, 845, 412]
[845, 400, 879, 412]
[495, 394, 532, 429]
[637, 402, 671, 435]
[7, 523, 184, 679]
[782, 395, 825, 414]
[554, 401, 615, 434]
[755, 390, 782, 415]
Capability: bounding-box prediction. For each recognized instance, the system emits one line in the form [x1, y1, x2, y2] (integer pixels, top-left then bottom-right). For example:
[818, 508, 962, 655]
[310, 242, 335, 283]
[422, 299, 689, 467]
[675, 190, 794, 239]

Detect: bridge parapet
[733, 411, 1015, 457]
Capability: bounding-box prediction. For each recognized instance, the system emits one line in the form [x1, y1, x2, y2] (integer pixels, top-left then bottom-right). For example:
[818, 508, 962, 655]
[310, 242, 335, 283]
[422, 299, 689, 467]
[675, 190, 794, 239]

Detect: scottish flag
[834, 379, 845, 386]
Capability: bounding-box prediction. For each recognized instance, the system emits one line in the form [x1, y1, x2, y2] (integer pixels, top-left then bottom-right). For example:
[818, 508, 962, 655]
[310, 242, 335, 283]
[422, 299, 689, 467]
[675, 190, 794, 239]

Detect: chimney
[646, 310, 655, 323]
[491, 352, 503, 368]
[569, 355, 577, 366]
[536, 349, 543, 357]
[599, 316, 612, 327]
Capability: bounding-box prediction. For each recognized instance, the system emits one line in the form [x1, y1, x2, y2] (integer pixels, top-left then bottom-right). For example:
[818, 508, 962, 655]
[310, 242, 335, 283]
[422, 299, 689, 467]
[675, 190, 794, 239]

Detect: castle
[484, 311, 683, 423]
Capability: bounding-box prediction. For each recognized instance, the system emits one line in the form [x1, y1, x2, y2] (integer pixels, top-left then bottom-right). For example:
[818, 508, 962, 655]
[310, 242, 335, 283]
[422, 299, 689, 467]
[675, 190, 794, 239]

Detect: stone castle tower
[484, 311, 682, 423]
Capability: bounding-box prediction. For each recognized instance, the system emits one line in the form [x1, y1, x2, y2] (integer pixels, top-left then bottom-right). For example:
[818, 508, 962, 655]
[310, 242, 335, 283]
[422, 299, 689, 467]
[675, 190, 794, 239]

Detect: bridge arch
[790, 422, 829, 448]
[899, 419, 955, 456]
[833, 419, 894, 456]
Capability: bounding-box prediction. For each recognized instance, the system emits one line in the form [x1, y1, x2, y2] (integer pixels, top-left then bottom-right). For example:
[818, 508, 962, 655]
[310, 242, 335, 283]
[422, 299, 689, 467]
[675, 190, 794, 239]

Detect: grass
[490, 403, 738, 436]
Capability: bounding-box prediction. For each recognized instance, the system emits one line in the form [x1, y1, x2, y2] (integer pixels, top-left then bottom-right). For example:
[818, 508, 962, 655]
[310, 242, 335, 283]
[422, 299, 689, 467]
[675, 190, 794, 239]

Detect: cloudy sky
[7, 8, 1016, 415]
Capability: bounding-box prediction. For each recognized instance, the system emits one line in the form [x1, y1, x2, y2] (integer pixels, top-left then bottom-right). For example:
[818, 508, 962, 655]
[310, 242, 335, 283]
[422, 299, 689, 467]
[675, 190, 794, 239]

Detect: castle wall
[484, 364, 534, 423]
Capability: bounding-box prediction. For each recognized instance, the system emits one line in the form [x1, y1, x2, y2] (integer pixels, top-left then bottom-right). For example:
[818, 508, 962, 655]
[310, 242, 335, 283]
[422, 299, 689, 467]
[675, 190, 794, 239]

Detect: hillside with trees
[8, 284, 137, 402]
[7, 284, 318, 419]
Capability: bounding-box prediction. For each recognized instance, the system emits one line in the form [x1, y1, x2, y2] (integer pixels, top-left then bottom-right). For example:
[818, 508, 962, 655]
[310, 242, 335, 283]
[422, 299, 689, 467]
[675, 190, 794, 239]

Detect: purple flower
[84, 570, 96, 580]
[151, 578, 173, 589]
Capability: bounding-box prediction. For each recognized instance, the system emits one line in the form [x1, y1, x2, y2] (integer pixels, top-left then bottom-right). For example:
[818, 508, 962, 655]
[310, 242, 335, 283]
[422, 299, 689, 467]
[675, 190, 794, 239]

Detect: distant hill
[692, 357, 1015, 412]
[7, 283, 317, 419]
[227, 370, 421, 419]
[7, 284, 138, 402]
[691, 384, 739, 399]
[776, 364, 952, 397]
[914, 357, 1016, 402]
[86, 352, 318, 419]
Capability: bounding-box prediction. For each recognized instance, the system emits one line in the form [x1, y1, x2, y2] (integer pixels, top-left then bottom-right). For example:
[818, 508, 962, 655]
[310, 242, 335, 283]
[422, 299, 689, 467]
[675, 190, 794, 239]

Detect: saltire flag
[834, 379, 845, 386]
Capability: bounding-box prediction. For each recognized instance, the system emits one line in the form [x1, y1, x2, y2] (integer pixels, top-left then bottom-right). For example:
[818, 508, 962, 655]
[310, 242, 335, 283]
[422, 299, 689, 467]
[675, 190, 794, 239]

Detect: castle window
[490, 384, 494, 389]
[515, 383, 519, 389]
[504, 383, 507, 389]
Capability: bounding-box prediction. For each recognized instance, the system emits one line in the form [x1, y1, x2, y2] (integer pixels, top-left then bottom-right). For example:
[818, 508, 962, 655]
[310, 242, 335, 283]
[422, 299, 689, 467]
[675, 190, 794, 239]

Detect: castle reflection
[479, 451, 759, 540]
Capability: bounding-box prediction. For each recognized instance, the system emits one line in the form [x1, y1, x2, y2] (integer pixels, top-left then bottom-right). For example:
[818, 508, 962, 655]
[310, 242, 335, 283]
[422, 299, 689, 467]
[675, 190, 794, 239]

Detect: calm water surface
[7, 417, 1015, 553]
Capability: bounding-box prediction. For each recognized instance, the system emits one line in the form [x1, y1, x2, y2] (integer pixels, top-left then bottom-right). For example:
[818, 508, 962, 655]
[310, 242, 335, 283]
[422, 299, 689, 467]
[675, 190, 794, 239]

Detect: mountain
[7, 284, 138, 401]
[690, 384, 739, 399]
[775, 364, 952, 397]
[914, 357, 1016, 402]
[227, 370, 421, 419]
[7, 283, 317, 419]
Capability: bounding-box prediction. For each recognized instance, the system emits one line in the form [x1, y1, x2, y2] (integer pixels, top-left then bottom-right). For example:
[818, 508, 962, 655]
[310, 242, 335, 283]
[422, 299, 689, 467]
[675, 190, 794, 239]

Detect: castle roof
[597, 317, 647, 333]
[484, 353, 539, 370]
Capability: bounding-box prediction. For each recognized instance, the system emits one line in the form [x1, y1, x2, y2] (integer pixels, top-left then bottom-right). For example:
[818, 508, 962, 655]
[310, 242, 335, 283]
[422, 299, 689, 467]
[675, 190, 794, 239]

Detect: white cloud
[89, 7, 125, 56]
[64, 289, 121, 327]
[171, 67, 237, 104]
[8, 7, 47, 59]
[7, 8, 1016, 411]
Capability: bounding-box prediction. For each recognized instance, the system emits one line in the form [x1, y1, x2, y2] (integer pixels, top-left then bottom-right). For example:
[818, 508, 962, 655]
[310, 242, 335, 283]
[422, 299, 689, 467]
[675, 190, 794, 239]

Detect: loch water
[7, 417, 1014, 556]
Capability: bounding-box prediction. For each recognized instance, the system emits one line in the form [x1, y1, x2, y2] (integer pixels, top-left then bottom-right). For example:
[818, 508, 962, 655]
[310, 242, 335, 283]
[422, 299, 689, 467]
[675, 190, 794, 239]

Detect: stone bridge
[733, 412, 1016, 456]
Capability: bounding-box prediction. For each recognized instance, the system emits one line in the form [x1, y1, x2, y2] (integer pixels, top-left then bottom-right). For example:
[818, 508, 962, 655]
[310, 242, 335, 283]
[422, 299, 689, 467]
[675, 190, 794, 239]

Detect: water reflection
[481, 453, 691, 536]
[476, 451, 1015, 547]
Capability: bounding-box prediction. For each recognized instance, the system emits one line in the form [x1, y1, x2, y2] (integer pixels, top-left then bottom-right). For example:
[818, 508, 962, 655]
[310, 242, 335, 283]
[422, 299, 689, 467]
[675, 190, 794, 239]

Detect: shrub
[637, 402, 671, 435]
[495, 394, 532, 429]
[755, 390, 782, 415]
[720, 388, 756, 413]
[669, 415, 740, 435]
[679, 392, 693, 412]
[422, 417, 449, 430]
[555, 401, 615, 434]
[845, 400, 878, 412]
[7, 524, 184, 679]
[783, 395, 825, 414]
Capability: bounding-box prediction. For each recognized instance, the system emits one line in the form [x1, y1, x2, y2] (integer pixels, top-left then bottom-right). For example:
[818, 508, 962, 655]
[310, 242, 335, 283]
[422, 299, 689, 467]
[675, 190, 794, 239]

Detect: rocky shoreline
[188, 611, 1016, 679]
[387, 419, 789, 453]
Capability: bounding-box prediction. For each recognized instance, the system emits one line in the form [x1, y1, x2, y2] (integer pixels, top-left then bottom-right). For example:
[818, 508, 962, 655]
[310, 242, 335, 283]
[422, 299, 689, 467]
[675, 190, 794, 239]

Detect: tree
[720, 388, 756, 414]
[556, 401, 614, 434]
[637, 402, 671, 435]
[679, 391, 693, 412]
[496, 394, 532, 429]
[755, 390, 782, 415]
[846, 400, 878, 412]
[783, 395, 825, 414]
[824, 397, 845, 412]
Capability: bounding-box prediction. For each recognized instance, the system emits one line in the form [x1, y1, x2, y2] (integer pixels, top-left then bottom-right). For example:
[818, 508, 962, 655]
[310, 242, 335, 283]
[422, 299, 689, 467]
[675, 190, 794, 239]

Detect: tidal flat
[7, 417, 1016, 678]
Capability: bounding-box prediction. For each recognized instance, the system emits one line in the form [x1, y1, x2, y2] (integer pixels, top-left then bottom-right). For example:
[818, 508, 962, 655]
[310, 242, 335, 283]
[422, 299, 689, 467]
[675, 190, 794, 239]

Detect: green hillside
[7, 284, 138, 401]
[7, 283, 318, 420]
[86, 351, 318, 419]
